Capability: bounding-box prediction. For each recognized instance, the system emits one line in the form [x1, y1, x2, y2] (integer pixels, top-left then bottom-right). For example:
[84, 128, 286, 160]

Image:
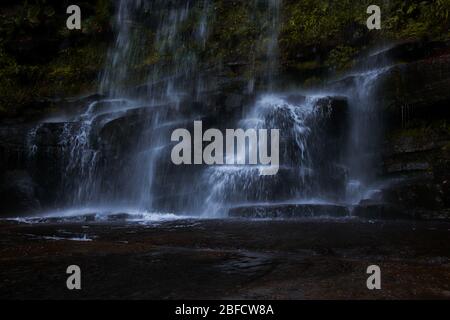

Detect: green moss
[325, 46, 358, 71]
[0, 1, 112, 118]
[280, 0, 450, 75]
[302, 76, 324, 88]
[292, 60, 321, 71]
[384, 0, 450, 40]
[0, 48, 34, 115]
[1, 0, 450, 118]
[45, 43, 108, 95]
[208, 2, 257, 62]
[282, 0, 365, 45]
[443, 141, 450, 151]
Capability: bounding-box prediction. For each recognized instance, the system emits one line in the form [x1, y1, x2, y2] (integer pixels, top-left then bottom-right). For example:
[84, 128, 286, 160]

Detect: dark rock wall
[2, 41, 450, 218]
[377, 43, 450, 219]
[1, 0, 450, 218]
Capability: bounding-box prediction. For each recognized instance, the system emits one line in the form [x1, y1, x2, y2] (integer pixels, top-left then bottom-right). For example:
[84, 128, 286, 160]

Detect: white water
[201, 92, 334, 216]
[343, 67, 391, 204]
[5, 206, 194, 224]
[21, 0, 392, 222]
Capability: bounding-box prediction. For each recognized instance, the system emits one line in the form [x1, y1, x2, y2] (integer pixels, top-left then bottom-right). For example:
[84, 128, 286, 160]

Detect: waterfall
[342, 65, 391, 204]
[26, 124, 42, 158]
[200, 0, 344, 216]
[26, 0, 214, 213]
[94, 0, 292, 216]
[99, 0, 212, 100]
[133, 0, 213, 210]
[23, 0, 390, 218]
[202, 93, 337, 216]
[99, 0, 144, 98]
[265, 0, 281, 88]
[246, 0, 282, 93]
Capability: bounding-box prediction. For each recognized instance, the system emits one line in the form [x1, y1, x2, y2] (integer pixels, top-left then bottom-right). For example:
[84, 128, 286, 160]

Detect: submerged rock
[228, 204, 350, 219]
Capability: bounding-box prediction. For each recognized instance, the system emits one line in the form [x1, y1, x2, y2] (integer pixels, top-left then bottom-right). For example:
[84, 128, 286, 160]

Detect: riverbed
[1, 217, 450, 299]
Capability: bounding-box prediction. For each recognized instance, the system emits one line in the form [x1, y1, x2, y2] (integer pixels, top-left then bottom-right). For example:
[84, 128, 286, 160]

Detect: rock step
[228, 204, 350, 219]
[228, 203, 420, 220]
[352, 203, 414, 220]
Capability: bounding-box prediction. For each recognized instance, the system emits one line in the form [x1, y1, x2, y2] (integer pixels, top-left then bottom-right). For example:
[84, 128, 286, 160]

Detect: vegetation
[0, 0, 112, 118]
[1, 0, 449, 119]
[281, 0, 450, 75]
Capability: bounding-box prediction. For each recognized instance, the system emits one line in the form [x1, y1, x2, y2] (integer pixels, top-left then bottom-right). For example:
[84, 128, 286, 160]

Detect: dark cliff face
[0, 1, 450, 218]
[1, 1, 449, 120]
[1, 40, 449, 218]
[379, 46, 450, 219]
[0, 0, 112, 120]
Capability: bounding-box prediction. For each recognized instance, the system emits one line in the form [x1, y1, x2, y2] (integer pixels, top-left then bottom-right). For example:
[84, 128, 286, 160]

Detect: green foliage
[0, 49, 18, 80]
[0, 47, 40, 115]
[325, 46, 358, 71]
[208, 2, 259, 62]
[281, 0, 450, 73]
[282, 0, 367, 46]
[0, 49, 19, 113]
[1, 0, 450, 118]
[384, 1, 450, 39]
[0, 0, 112, 118]
[81, 0, 112, 35]
[46, 43, 108, 95]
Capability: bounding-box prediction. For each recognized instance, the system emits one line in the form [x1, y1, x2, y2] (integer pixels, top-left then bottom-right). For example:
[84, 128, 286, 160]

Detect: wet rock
[329, 42, 450, 127]
[40, 93, 107, 120]
[229, 204, 350, 219]
[0, 125, 31, 146]
[0, 125, 32, 173]
[380, 53, 450, 124]
[385, 134, 448, 156]
[354, 40, 450, 69]
[0, 170, 40, 216]
[386, 162, 430, 174]
[352, 203, 411, 220]
[285, 94, 306, 105]
[314, 96, 348, 116]
[2, 218, 450, 299]
[376, 42, 450, 217]
[381, 122, 450, 217]
[224, 93, 244, 112]
[98, 108, 153, 154]
[382, 179, 446, 214]
[107, 213, 131, 222]
[313, 96, 349, 137]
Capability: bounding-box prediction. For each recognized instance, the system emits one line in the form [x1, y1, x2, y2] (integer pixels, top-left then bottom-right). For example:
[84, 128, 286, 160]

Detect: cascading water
[245, 0, 281, 93]
[23, 0, 390, 219]
[86, 0, 298, 216]
[26, 0, 214, 214]
[99, 0, 146, 98]
[122, 0, 214, 210]
[340, 60, 392, 205]
[199, 0, 350, 215]
[109, 0, 217, 212]
[202, 93, 341, 216]
[265, 0, 281, 89]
